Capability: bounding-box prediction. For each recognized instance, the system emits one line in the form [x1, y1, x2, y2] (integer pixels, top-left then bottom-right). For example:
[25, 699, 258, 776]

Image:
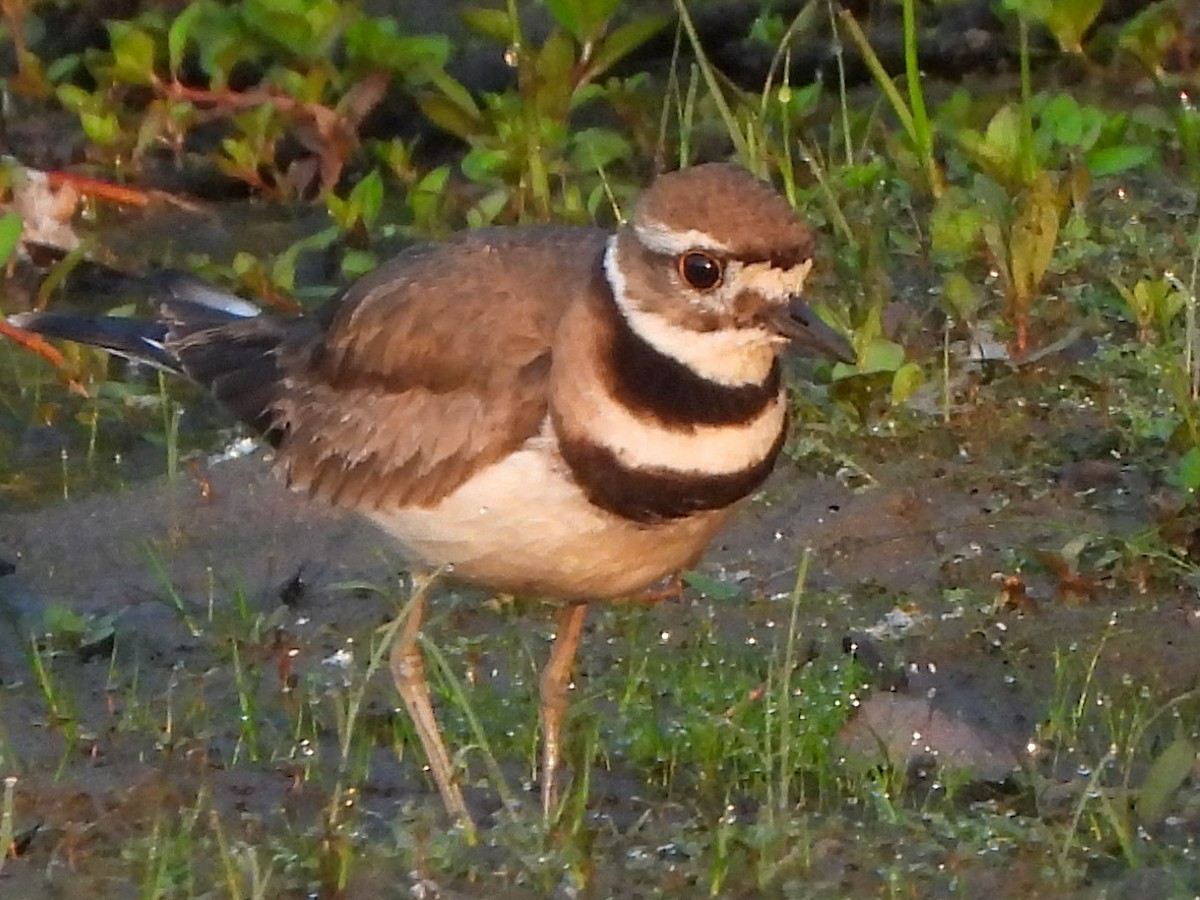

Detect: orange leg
[539, 601, 589, 819]
[389, 576, 471, 826]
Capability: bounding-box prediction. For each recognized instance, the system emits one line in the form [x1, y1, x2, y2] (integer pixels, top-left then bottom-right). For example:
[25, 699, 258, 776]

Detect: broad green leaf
[534, 30, 578, 116]
[408, 165, 451, 226]
[577, 0, 623, 39]
[983, 104, 1024, 171]
[168, 1, 209, 75]
[1010, 173, 1062, 302]
[857, 338, 906, 375]
[349, 169, 384, 228]
[1084, 144, 1154, 177]
[583, 16, 668, 82]
[891, 362, 924, 405]
[55, 83, 92, 114]
[426, 71, 483, 121]
[1137, 736, 1196, 824]
[466, 187, 510, 227]
[542, 0, 583, 41]
[418, 91, 484, 142]
[941, 271, 981, 322]
[569, 127, 632, 171]
[82, 110, 122, 146]
[682, 570, 742, 601]
[931, 187, 985, 259]
[1003, 0, 1102, 53]
[1171, 446, 1200, 493]
[462, 147, 509, 183]
[242, 5, 314, 59]
[1041, 93, 1082, 146]
[107, 23, 157, 85]
[44, 604, 89, 637]
[460, 7, 515, 44]
[341, 249, 378, 280]
[344, 20, 450, 77]
[1045, 0, 1104, 54]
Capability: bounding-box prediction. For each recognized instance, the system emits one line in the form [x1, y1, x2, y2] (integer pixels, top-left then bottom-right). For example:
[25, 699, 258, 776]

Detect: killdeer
[10, 163, 854, 824]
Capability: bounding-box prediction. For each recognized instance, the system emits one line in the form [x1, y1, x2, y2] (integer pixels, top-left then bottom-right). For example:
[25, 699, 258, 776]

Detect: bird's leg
[389, 573, 471, 827]
[539, 601, 589, 820]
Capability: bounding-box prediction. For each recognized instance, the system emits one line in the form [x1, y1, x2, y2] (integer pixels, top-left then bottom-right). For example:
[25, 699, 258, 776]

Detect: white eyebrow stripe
[634, 221, 730, 255]
[733, 258, 814, 300]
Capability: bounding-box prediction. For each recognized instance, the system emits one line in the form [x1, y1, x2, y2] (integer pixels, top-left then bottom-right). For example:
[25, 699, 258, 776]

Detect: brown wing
[185, 226, 609, 511]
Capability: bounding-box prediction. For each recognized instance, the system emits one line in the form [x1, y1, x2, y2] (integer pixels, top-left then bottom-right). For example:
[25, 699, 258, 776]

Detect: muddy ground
[1, 387, 1198, 896]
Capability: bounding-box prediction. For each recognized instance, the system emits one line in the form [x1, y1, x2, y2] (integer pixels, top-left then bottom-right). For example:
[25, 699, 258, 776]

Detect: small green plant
[53, 0, 451, 199]
[1117, 0, 1196, 85]
[836, 0, 942, 199]
[1111, 273, 1188, 342]
[418, 0, 665, 223]
[935, 89, 1156, 354]
[38, 604, 117, 658]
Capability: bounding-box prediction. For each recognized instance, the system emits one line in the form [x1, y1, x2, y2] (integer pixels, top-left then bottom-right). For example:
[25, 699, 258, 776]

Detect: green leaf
[168, 1, 209, 75]
[419, 72, 483, 135]
[542, 0, 584, 41]
[341, 249, 378, 279]
[1009, 173, 1062, 302]
[1137, 736, 1196, 824]
[349, 169, 384, 228]
[890, 362, 924, 405]
[956, 104, 1027, 188]
[107, 23, 158, 85]
[462, 147, 509, 184]
[460, 7, 515, 44]
[856, 338, 906, 375]
[241, 2, 317, 60]
[682, 570, 742, 601]
[534, 31, 578, 114]
[343, 18, 450, 77]
[982, 103, 1024, 170]
[44, 604, 88, 638]
[0, 211, 23, 265]
[581, 0, 624, 39]
[931, 187, 985, 259]
[466, 188, 510, 227]
[408, 165, 450, 226]
[55, 83, 92, 114]
[417, 95, 483, 143]
[82, 110, 122, 146]
[1041, 93, 1082, 146]
[1084, 144, 1155, 177]
[583, 16, 668, 82]
[1171, 446, 1200, 493]
[569, 127, 631, 171]
[941, 271, 981, 322]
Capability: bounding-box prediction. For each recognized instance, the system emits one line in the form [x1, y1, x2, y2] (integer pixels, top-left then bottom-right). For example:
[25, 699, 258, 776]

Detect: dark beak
[769, 297, 856, 364]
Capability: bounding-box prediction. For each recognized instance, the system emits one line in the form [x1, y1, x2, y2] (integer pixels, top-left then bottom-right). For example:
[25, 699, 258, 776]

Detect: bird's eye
[678, 251, 723, 291]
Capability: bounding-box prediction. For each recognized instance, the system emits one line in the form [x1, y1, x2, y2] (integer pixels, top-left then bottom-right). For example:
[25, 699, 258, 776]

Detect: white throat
[602, 235, 780, 387]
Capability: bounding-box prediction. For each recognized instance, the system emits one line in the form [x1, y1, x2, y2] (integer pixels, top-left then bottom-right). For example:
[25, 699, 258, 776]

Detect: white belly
[366, 432, 733, 600]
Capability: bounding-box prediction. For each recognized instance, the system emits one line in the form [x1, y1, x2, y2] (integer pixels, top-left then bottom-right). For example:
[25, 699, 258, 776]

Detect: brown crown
[633, 164, 814, 268]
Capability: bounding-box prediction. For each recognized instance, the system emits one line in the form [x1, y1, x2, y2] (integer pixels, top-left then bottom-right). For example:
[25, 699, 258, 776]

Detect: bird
[8, 162, 854, 826]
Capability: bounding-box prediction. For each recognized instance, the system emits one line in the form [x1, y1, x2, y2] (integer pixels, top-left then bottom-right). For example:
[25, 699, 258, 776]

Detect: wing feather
[258, 226, 608, 509]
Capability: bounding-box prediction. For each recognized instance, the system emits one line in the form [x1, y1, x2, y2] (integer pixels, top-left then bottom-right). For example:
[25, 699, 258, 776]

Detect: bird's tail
[8, 271, 292, 442]
[8, 270, 263, 373]
[6, 308, 180, 371]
